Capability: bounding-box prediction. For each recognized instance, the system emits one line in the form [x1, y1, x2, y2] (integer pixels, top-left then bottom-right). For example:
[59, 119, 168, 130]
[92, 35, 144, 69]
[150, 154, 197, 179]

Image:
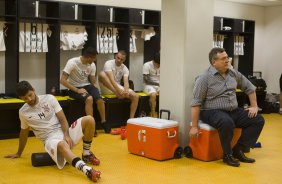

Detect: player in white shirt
[5, 81, 101, 182]
[98, 50, 139, 119]
[60, 47, 110, 134]
[143, 52, 160, 118]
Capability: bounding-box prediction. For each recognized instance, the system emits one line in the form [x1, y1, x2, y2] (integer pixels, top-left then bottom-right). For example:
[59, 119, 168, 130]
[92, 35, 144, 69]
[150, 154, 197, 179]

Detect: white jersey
[19, 95, 63, 142]
[103, 59, 129, 84]
[143, 61, 160, 84]
[96, 26, 118, 54]
[19, 22, 49, 52]
[60, 25, 87, 50]
[129, 30, 137, 53]
[63, 57, 96, 87]
[141, 27, 155, 41]
[0, 22, 6, 51]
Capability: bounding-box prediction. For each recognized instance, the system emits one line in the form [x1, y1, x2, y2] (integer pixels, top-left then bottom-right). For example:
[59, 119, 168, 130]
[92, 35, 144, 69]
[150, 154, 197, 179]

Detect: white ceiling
[223, 0, 282, 6]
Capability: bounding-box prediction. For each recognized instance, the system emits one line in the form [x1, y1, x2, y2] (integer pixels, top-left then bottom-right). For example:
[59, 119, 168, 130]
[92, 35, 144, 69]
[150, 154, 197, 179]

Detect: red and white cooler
[186, 121, 241, 161]
[127, 117, 183, 161]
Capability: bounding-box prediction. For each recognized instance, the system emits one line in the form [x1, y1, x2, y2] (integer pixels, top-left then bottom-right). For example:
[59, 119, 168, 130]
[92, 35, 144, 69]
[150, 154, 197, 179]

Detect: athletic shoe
[86, 168, 101, 182]
[110, 128, 121, 135]
[120, 126, 127, 140]
[82, 151, 100, 165]
[101, 122, 111, 133]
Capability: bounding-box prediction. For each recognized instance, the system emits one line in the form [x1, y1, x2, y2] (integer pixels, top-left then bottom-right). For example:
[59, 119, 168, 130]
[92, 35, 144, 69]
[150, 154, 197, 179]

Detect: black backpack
[248, 76, 267, 91]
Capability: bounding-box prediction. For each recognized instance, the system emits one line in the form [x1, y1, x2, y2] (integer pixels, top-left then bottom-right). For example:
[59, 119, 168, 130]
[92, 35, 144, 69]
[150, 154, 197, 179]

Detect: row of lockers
[0, 0, 160, 26]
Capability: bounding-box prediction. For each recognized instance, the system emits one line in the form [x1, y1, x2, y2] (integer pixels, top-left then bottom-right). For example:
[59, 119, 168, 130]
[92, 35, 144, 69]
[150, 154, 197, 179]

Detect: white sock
[75, 160, 92, 174]
[83, 141, 92, 156]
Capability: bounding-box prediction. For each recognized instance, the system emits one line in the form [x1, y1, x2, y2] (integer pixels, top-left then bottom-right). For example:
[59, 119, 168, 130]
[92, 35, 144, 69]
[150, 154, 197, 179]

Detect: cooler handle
[167, 130, 176, 138]
[160, 109, 170, 120]
[138, 130, 146, 142]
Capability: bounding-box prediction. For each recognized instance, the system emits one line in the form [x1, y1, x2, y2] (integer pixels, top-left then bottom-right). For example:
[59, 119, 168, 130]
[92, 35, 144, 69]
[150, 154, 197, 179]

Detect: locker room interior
[0, 0, 279, 145]
[1, 1, 281, 121]
[0, 0, 282, 183]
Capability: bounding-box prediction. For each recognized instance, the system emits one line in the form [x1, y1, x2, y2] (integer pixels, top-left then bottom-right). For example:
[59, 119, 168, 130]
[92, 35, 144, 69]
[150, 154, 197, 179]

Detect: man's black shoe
[233, 149, 255, 163]
[101, 122, 111, 133]
[223, 154, 240, 167]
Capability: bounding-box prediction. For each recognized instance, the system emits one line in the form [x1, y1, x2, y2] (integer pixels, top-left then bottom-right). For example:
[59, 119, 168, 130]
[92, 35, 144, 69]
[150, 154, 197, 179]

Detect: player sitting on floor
[4, 81, 101, 182]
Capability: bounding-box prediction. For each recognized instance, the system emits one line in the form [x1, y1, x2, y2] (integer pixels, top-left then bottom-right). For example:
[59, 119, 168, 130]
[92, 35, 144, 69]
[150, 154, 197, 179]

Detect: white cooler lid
[127, 117, 178, 129]
[190, 120, 216, 131]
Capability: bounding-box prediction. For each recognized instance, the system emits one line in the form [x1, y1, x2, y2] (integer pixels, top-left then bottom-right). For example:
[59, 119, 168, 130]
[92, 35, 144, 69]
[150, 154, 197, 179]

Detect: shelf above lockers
[129, 9, 160, 27]
[144, 10, 160, 26]
[18, 0, 36, 18]
[18, 0, 59, 21]
[0, 0, 16, 16]
[59, 2, 97, 22]
[95, 6, 112, 23]
[95, 6, 129, 24]
[18, 1, 97, 22]
[0, 0, 17, 21]
[16, 0, 161, 26]
[233, 19, 255, 34]
[214, 16, 255, 34]
[59, 4, 130, 24]
[129, 9, 144, 25]
[114, 7, 129, 24]
[38, 1, 59, 20]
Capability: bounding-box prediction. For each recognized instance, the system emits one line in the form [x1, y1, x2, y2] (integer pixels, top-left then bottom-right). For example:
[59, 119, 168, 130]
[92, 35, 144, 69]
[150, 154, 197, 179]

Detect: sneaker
[86, 168, 101, 182]
[111, 128, 121, 135]
[120, 126, 127, 140]
[82, 151, 100, 166]
[101, 122, 111, 133]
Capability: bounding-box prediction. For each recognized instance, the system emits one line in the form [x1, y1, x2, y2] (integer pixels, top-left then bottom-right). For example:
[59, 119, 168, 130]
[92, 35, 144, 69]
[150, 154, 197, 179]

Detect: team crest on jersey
[86, 68, 91, 74]
[42, 104, 50, 113]
[71, 121, 78, 129]
[80, 70, 88, 77]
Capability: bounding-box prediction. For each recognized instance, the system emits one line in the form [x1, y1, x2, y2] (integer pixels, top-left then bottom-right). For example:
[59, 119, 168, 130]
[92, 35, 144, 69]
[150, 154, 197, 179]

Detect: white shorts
[99, 82, 133, 95]
[44, 118, 84, 169]
[144, 85, 160, 95]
